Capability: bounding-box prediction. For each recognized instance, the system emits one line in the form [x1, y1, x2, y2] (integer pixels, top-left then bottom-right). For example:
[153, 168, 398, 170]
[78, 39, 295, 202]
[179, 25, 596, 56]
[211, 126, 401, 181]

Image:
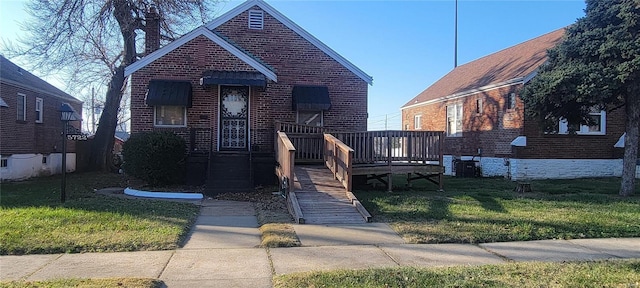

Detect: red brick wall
[516, 106, 626, 159]
[402, 84, 523, 157]
[214, 6, 368, 133]
[402, 82, 627, 159]
[0, 82, 82, 155]
[131, 6, 368, 152]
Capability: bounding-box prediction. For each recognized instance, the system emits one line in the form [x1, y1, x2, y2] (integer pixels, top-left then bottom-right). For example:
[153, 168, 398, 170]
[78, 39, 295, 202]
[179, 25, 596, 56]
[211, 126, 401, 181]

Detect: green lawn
[355, 177, 640, 243]
[274, 259, 640, 288]
[0, 172, 199, 255]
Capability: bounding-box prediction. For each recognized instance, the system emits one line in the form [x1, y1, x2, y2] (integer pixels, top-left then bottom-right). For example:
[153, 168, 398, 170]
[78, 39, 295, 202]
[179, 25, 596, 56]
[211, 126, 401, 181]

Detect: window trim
[446, 102, 463, 137]
[296, 110, 324, 127]
[475, 98, 483, 115]
[414, 114, 422, 130]
[35, 97, 43, 123]
[558, 110, 606, 135]
[17, 93, 26, 121]
[153, 105, 187, 127]
[507, 93, 516, 110]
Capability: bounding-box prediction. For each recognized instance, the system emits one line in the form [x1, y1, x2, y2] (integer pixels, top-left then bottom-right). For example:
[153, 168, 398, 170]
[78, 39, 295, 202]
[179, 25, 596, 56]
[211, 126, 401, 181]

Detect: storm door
[219, 86, 249, 150]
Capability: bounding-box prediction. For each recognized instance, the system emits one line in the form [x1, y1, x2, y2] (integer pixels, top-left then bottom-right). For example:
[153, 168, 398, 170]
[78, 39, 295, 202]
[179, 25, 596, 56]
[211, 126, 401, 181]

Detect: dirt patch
[214, 186, 293, 225]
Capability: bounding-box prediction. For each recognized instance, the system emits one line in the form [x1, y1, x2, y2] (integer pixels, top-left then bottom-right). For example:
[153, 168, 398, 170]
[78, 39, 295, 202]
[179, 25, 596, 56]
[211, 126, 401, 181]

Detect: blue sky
[0, 0, 587, 130]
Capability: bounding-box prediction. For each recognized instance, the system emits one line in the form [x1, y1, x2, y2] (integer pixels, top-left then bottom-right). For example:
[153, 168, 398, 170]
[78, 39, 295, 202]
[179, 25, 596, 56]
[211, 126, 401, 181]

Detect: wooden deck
[293, 166, 370, 224]
[275, 122, 444, 224]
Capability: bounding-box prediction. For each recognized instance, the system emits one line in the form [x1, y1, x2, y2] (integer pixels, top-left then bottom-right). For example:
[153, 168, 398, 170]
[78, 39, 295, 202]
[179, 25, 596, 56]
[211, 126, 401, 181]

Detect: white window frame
[447, 103, 463, 137]
[414, 115, 422, 130]
[0, 157, 7, 168]
[154, 106, 187, 127]
[248, 10, 264, 30]
[507, 93, 516, 110]
[475, 98, 483, 115]
[35, 97, 43, 123]
[297, 110, 323, 127]
[17, 93, 26, 121]
[559, 110, 606, 135]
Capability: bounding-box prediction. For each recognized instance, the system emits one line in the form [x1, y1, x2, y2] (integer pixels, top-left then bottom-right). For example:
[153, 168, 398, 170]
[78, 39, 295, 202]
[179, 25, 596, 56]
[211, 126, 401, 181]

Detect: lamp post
[60, 103, 80, 203]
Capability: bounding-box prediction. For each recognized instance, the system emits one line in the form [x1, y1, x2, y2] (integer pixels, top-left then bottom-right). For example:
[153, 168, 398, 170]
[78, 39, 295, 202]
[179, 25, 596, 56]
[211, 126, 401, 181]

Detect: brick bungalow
[0, 55, 83, 181]
[401, 28, 636, 180]
[125, 0, 372, 191]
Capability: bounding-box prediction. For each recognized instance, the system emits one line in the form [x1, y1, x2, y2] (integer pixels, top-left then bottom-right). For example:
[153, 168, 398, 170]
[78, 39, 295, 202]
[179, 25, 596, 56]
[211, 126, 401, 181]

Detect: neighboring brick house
[401, 28, 635, 180]
[0, 55, 83, 181]
[125, 0, 372, 190]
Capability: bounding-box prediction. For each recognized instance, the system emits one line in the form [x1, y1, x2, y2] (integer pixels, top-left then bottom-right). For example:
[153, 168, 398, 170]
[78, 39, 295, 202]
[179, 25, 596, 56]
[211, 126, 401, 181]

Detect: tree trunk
[88, 1, 137, 172]
[620, 88, 639, 196]
[88, 66, 125, 171]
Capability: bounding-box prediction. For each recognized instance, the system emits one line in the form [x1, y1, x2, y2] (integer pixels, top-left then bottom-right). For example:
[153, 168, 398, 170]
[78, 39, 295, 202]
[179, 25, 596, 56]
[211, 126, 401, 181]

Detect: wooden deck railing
[275, 121, 329, 163]
[324, 133, 354, 192]
[275, 131, 304, 223]
[332, 130, 444, 165]
[275, 131, 295, 192]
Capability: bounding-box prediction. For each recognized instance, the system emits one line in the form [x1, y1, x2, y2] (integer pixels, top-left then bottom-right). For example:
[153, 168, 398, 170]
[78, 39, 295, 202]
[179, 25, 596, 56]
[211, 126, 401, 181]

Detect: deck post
[438, 132, 444, 191]
[387, 133, 393, 192]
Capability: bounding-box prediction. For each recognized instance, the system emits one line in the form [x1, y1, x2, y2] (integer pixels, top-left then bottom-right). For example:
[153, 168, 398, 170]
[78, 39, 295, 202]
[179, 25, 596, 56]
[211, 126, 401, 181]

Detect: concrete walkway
[1, 199, 639, 288]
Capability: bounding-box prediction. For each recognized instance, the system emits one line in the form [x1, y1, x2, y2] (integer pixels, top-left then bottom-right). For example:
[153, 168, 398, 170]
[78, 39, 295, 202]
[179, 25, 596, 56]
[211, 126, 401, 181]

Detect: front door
[220, 86, 249, 150]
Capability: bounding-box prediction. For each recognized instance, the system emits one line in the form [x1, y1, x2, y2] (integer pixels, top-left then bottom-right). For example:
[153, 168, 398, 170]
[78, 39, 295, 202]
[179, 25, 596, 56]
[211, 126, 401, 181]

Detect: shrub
[122, 131, 187, 186]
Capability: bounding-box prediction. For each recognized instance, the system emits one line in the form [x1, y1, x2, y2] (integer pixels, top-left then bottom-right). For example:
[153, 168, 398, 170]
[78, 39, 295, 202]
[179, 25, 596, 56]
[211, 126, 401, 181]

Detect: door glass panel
[220, 86, 248, 150]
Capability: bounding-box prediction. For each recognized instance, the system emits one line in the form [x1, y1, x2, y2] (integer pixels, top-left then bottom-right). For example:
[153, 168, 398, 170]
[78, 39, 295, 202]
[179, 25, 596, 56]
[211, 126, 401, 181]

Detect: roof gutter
[401, 77, 524, 111]
[0, 78, 83, 104]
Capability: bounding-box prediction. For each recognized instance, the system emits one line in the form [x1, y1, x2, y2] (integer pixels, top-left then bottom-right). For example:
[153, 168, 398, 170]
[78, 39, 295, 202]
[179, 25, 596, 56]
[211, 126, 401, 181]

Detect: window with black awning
[145, 80, 193, 107]
[292, 85, 331, 111]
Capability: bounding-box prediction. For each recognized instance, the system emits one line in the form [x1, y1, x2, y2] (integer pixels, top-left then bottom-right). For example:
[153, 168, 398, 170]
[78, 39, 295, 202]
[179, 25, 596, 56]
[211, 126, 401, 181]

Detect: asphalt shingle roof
[0, 55, 81, 103]
[402, 28, 565, 108]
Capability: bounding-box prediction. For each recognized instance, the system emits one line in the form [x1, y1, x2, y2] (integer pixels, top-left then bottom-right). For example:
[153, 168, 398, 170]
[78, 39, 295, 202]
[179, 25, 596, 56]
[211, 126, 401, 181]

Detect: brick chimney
[144, 5, 160, 55]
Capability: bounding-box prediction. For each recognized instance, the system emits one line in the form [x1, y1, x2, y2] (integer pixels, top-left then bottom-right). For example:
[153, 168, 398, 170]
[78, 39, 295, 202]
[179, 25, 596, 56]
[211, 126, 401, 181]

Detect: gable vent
[248, 10, 264, 30]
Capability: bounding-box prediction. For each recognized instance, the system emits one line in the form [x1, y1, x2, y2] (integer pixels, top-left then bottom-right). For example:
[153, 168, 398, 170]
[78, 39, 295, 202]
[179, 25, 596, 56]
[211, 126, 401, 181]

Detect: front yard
[355, 176, 640, 243]
[0, 172, 199, 255]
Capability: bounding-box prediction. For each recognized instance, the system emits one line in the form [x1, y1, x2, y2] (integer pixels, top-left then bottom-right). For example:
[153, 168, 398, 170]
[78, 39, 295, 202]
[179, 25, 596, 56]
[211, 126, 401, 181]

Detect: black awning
[146, 80, 192, 107]
[292, 85, 331, 110]
[200, 70, 266, 87]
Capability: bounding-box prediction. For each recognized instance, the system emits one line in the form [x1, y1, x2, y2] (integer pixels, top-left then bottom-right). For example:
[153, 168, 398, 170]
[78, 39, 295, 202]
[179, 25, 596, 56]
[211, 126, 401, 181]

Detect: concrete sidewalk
[1, 198, 639, 288]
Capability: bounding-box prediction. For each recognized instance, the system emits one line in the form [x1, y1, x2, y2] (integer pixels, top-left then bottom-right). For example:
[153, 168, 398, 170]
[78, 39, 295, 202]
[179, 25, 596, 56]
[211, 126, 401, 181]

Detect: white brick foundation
[443, 155, 640, 180]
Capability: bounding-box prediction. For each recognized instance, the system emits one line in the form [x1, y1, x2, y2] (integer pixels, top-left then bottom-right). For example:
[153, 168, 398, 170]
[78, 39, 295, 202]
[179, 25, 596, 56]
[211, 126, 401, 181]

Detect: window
[447, 103, 463, 137]
[248, 10, 264, 30]
[17, 93, 26, 121]
[414, 115, 422, 129]
[0, 158, 7, 168]
[154, 106, 186, 127]
[475, 98, 483, 115]
[297, 110, 323, 127]
[35, 97, 43, 123]
[42, 155, 47, 164]
[559, 109, 606, 135]
[507, 93, 516, 110]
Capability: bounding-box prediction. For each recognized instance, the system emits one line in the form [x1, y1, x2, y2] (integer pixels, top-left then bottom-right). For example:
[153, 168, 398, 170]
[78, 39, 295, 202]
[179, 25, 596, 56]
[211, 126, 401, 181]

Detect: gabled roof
[0, 55, 81, 104]
[401, 28, 565, 109]
[124, 26, 277, 81]
[205, 0, 372, 85]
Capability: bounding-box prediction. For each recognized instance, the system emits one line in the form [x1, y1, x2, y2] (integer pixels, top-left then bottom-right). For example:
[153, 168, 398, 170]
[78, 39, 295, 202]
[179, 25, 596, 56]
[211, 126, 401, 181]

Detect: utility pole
[454, 0, 458, 68]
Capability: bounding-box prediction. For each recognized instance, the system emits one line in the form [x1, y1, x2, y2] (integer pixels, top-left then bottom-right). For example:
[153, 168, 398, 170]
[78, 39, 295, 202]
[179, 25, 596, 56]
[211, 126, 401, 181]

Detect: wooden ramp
[293, 165, 370, 224]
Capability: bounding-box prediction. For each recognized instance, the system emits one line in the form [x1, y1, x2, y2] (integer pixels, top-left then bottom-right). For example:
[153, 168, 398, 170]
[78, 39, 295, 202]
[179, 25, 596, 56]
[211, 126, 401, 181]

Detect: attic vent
[248, 10, 263, 30]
